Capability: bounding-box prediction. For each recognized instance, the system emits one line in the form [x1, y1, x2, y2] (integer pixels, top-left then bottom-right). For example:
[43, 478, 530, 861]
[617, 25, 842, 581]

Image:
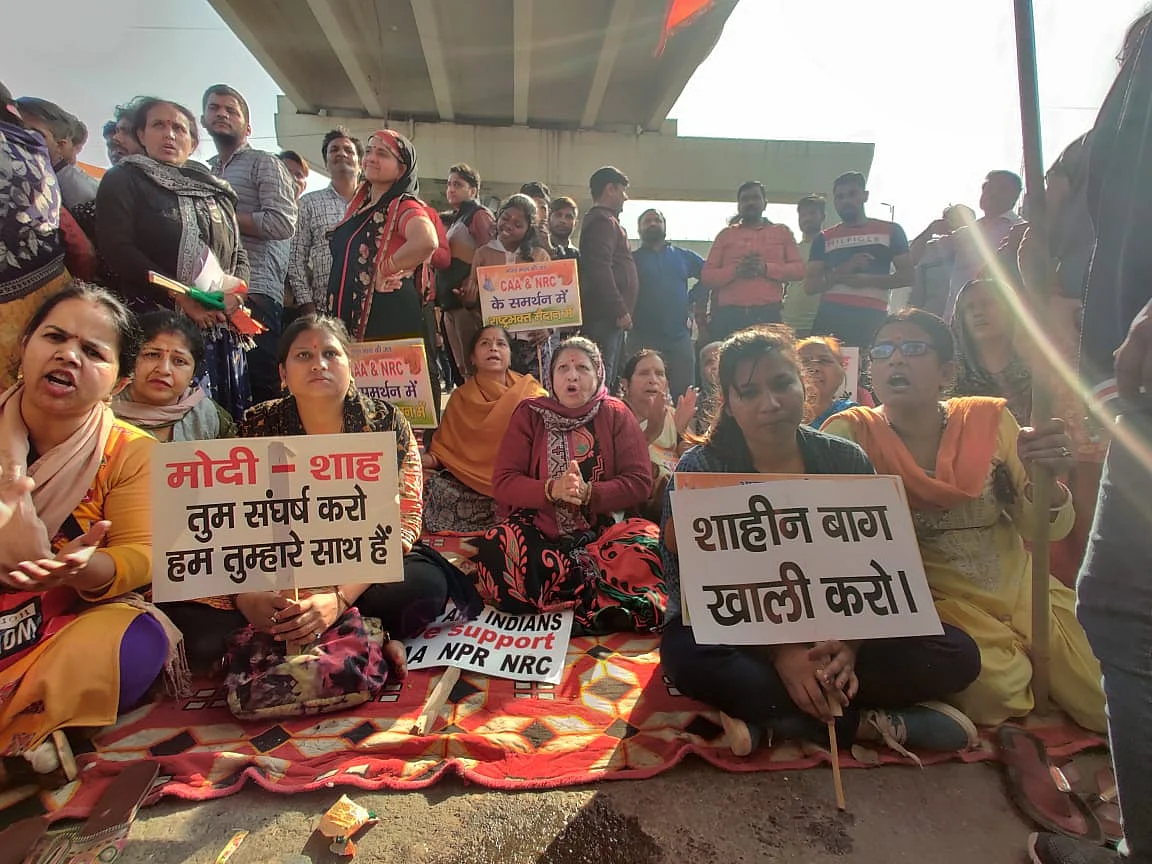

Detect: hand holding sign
[235, 591, 293, 634]
[270, 591, 342, 643]
[809, 640, 860, 700]
[773, 642, 839, 723]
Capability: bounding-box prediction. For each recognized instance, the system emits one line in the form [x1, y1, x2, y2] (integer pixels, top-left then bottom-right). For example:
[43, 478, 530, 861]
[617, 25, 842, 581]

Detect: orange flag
[656, 0, 715, 55]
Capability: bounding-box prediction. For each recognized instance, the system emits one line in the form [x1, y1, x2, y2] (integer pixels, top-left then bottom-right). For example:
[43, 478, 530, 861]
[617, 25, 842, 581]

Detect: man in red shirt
[805, 172, 913, 348]
[700, 180, 805, 343]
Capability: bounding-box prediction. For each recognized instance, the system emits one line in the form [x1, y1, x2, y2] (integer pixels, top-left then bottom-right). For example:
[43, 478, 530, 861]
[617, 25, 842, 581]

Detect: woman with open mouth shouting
[823, 309, 1106, 732]
[0, 283, 182, 789]
[422, 325, 546, 533]
[472, 336, 668, 634]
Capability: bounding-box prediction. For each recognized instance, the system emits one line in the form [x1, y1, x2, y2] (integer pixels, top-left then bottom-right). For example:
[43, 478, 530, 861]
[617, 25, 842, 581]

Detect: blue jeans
[1077, 409, 1152, 863]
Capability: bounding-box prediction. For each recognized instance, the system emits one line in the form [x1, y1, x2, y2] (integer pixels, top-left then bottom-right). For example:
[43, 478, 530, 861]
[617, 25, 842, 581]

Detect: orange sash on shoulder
[831, 397, 1006, 511]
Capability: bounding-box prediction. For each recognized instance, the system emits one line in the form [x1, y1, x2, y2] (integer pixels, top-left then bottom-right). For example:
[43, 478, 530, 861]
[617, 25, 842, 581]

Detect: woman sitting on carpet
[0, 283, 179, 788]
[161, 314, 449, 669]
[822, 309, 1106, 732]
[472, 336, 668, 633]
[618, 349, 695, 522]
[660, 325, 981, 758]
[422, 325, 546, 533]
[798, 336, 858, 428]
[112, 310, 237, 442]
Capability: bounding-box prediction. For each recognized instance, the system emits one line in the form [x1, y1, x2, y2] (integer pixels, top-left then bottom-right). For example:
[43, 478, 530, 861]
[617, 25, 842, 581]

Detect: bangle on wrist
[335, 588, 350, 613]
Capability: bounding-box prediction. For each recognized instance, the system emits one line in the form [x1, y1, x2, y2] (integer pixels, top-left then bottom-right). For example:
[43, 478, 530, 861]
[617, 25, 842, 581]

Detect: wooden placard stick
[285, 587, 305, 655]
[828, 702, 847, 811]
[411, 666, 461, 735]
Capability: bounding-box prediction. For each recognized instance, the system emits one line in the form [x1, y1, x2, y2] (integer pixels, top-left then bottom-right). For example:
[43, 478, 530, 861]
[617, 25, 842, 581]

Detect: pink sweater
[492, 396, 652, 538]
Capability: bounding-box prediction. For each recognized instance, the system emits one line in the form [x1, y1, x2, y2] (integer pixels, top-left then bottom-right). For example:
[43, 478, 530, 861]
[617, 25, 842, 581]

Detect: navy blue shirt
[631, 243, 705, 339]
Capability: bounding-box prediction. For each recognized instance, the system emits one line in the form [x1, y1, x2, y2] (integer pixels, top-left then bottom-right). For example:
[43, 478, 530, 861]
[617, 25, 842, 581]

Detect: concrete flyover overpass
[208, 0, 874, 208]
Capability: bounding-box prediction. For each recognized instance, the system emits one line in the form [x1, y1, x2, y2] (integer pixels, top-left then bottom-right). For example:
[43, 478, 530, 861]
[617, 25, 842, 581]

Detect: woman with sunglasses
[823, 310, 1105, 732]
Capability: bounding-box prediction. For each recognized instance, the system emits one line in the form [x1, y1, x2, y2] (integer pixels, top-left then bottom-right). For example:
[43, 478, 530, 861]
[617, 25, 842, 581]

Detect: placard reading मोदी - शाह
[670, 475, 942, 646]
[151, 433, 404, 602]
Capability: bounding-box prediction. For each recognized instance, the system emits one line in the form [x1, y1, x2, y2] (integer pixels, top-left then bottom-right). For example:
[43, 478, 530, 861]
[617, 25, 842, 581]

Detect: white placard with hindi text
[152, 434, 403, 601]
[670, 476, 940, 645]
[405, 604, 573, 684]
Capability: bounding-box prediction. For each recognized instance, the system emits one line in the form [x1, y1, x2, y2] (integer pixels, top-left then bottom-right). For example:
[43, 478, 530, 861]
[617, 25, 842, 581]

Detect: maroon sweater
[578, 205, 639, 322]
[492, 395, 652, 539]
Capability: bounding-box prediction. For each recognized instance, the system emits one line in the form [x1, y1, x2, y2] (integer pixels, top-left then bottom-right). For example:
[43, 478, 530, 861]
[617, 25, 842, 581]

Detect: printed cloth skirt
[422, 470, 496, 534]
[471, 515, 667, 634]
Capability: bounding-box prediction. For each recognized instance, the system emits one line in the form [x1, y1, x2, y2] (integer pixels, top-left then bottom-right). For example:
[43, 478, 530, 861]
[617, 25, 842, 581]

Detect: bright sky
[5, 0, 1146, 241]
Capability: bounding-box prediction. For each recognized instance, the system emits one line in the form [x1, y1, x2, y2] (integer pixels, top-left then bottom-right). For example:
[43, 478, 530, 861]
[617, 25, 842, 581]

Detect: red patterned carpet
[30, 631, 1103, 822]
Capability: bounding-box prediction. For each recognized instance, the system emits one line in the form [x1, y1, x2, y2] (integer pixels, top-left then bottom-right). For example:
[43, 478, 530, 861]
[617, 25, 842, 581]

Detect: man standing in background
[439, 163, 495, 376]
[203, 83, 297, 405]
[629, 208, 704, 400]
[579, 166, 637, 384]
[781, 195, 828, 337]
[288, 128, 361, 321]
[806, 171, 913, 348]
[549, 196, 580, 260]
[701, 180, 805, 342]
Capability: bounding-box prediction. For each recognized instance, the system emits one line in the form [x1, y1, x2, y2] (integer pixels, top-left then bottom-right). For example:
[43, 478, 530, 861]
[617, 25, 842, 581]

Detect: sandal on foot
[996, 726, 1104, 844]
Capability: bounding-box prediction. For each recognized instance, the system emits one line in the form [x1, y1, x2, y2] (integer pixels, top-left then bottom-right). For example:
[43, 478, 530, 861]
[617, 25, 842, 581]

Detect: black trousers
[660, 616, 981, 745]
[162, 554, 449, 669]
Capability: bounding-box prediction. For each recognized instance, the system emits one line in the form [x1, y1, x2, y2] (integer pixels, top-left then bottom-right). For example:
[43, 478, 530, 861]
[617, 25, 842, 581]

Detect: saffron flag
[656, 0, 716, 56]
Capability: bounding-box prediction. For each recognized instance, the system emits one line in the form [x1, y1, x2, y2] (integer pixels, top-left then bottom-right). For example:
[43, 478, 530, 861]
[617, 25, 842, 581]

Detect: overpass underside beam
[275, 97, 875, 206]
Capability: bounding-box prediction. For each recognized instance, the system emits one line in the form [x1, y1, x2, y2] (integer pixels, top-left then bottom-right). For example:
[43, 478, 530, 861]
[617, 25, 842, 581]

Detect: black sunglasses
[868, 340, 935, 361]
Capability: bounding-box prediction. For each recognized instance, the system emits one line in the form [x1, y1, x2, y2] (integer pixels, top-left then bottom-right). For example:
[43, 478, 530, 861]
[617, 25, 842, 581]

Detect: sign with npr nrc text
[670, 475, 940, 645]
[349, 339, 437, 429]
[477, 258, 582, 332]
[405, 604, 573, 684]
[152, 434, 403, 602]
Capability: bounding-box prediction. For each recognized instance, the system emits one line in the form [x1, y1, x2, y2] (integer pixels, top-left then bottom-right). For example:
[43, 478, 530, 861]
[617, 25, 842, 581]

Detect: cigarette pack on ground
[317, 795, 376, 857]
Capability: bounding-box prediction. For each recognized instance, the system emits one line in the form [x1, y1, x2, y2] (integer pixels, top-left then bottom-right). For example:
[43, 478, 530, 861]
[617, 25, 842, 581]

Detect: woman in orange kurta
[422, 325, 546, 532]
[0, 283, 179, 787]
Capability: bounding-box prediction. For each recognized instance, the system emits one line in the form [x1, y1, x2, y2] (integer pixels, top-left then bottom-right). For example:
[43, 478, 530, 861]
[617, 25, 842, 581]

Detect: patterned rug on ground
[35, 630, 1103, 822]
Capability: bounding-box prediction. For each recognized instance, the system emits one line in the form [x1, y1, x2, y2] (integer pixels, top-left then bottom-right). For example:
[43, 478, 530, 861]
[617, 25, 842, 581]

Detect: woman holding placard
[618, 349, 695, 522]
[661, 325, 982, 758]
[0, 284, 181, 788]
[422, 325, 546, 533]
[459, 194, 553, 378]
[473, 336, 667, 633]
[112, 310, 237, 442]
[164, 314, 448, 671]
[798, 336, 858, 428]
[822, 309, 1106, 732]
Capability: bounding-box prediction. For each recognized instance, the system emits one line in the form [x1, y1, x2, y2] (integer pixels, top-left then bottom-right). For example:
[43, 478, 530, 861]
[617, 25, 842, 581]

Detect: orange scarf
[831, 397, 1006, 511]
[430, 371, 546, 496]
